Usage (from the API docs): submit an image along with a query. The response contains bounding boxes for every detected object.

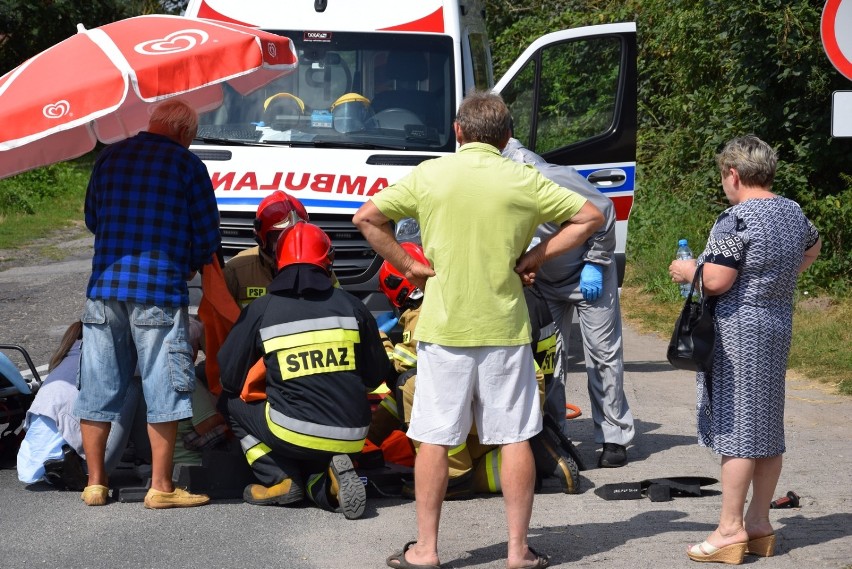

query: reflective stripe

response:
[537,334,556,352]
[379,394,399,419]
[447,441,467,457]
[263,328,361,353]
[484,448,502,492]
[260,316,358,342]
[266,403,367,454]
[393,344,418,367]
[240,434,272,467]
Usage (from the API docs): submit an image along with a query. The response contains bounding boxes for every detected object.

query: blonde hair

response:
[715,135,777,187]
[149,99,198,138]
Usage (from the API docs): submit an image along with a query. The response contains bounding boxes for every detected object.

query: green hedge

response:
[487,0,851,296]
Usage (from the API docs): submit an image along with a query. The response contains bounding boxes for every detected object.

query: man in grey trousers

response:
[503,137,634,467]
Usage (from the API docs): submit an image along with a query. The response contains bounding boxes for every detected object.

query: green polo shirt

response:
[371,142,587,347]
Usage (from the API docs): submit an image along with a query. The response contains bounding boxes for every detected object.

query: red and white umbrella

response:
[0,14,298,180]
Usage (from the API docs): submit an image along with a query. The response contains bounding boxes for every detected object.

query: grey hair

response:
[148,98,198,136]
[455,90,512,148]
[715,135,778,187]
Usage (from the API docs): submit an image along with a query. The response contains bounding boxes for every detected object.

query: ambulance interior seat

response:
[371,51,438,128]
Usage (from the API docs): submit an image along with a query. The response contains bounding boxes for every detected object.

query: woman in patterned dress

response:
[669,136,821,565]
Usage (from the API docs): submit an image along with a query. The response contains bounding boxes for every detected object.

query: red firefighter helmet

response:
[275,221,334,273]
[254,191,310,249]
[378,242,430,308]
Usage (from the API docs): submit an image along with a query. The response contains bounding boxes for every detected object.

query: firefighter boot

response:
[530,430,581,494]
[328,454,367,519]
[243,476,305,506]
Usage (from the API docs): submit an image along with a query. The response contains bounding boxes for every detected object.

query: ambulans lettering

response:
[211,171,388,196]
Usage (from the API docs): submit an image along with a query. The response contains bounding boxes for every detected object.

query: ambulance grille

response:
[219,211,381,285]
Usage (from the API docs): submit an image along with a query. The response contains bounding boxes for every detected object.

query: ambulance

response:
[184,0,637,310]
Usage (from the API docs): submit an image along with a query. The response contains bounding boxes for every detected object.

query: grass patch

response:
[621,265,851,396]
[789,297,852,395]
[0,158,91,249]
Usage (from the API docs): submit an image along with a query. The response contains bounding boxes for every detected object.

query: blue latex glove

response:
[580,263,604,302]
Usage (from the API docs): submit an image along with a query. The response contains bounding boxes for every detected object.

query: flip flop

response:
[516,545,550,569]
[386,541,440,569]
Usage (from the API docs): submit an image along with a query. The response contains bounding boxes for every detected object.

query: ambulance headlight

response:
[395,218,421,244]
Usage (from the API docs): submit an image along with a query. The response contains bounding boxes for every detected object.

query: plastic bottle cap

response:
[678,239,688,246]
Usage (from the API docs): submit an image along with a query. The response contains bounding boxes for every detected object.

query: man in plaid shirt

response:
[75,99,220,509]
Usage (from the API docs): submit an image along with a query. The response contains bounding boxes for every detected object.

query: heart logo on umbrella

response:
[134,29,209,55]
[43,101,71,119]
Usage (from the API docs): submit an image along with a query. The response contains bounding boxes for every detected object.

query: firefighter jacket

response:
[392,305,420,373]
[524,284,556,384]
[218,266,390,454]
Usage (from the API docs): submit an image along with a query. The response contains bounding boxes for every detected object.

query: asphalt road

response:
[0,235,850,568]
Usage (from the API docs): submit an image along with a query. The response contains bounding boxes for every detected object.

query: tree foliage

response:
[0,0,183,74]
[486,0,851,294]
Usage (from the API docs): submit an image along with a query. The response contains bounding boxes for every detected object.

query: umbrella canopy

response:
[0,14,298,180]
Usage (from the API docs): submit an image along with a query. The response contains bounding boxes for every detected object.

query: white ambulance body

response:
[184,0,637,310]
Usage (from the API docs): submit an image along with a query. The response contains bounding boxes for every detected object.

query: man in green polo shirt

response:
[354,91,603,569]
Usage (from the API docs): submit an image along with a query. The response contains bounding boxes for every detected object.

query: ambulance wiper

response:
[194,136,265,147]
[268,140,409,151]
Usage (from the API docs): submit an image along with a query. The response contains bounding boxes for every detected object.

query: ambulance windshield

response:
[197,31,456,152]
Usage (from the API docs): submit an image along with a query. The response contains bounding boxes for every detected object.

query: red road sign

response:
[821,0,852,80]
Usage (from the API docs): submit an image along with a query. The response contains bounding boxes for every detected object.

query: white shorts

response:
[407,342,542,446]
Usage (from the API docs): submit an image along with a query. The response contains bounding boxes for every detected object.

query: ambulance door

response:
[493,22,637,285]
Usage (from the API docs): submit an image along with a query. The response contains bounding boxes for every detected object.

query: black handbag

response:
[667,264,715,372]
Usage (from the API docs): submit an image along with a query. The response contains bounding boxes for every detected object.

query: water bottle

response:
[676,239,693,297]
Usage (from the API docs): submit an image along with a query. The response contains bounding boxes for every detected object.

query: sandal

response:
[746,533,776,557]
[386,541,440,569]
[687,540,746,564]
[80,484,109,506]
[517,545,550,569]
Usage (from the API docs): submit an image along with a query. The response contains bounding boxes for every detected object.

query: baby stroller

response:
[0,344,42,462]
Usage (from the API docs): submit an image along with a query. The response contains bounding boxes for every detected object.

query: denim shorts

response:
[74,299,194,423]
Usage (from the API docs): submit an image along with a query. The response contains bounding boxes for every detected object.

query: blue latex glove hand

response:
[580,263,604,302]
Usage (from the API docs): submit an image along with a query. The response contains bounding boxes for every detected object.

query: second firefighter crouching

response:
[367,242,582,498]
[217,222,391,519]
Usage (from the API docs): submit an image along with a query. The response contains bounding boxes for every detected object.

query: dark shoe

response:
[329,454,366,519]
[530,430,581,494]
[598,443,627,468]
[43,445,87,491]
[243,477,304,506]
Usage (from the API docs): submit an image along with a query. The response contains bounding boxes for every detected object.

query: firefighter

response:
[369,242,580,496]
[224,190,310,307]
[217,222,390,519]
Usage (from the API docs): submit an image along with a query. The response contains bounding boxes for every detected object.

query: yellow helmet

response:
[263,92,305,112]
[330,93,371,133]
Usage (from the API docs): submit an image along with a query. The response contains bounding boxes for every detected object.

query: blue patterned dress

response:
[696,197,819,458]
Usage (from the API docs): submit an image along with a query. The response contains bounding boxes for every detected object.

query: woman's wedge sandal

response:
[746,534,776,557]
[687,541,747,564]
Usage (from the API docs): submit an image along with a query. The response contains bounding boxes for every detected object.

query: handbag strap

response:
[686,264,704,299]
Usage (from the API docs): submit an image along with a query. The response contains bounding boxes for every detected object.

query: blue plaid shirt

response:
[85,131,221,306]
